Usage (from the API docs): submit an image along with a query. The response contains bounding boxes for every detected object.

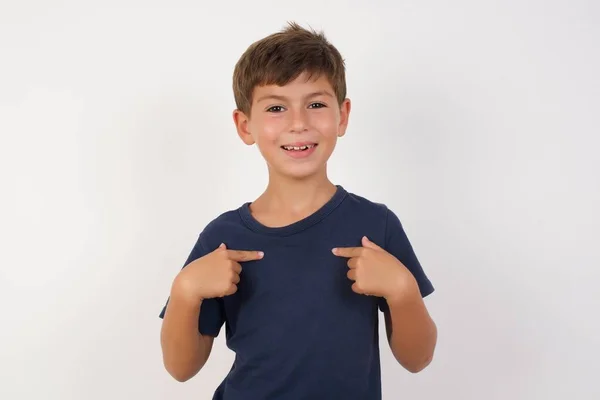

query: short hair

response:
[232,22,347,116]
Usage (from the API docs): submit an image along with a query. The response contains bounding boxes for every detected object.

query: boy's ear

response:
[233,109,255,145]
[337,98,351,138]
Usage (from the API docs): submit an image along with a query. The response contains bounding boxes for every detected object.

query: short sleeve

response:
[158,235,225,337]
[379,207,434,311]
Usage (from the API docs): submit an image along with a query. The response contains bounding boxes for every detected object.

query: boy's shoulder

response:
[341,189,406,237]
[338,187,402,227]
[344,189,391,214]
[194,207,242,247]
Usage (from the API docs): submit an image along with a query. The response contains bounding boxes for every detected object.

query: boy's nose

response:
[289,109,308,133]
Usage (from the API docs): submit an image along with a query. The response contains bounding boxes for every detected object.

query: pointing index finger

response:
[332,247,363,258]
[226,249,264,262]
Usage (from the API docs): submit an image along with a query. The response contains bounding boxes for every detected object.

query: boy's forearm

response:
[385,291,437,373]
[160,284,212,382]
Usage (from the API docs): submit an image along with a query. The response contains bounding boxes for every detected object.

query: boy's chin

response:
[272,165,327,181]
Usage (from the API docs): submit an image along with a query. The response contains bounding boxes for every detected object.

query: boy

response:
[159,22,437,399]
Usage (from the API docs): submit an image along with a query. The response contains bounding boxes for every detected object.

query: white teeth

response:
[283,144,315,151]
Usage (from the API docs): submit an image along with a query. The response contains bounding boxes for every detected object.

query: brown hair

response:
[232,22,347,116]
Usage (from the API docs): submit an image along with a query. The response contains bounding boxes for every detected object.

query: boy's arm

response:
[379,208,436,373]
[383,286,437,373]
[160,279,215,382]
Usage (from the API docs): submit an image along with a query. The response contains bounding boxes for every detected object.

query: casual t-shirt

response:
[159,185,434,400]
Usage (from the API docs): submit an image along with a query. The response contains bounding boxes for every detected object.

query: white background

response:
[1,1,599,399]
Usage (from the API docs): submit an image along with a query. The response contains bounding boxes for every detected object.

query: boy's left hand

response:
[332,236,419,304]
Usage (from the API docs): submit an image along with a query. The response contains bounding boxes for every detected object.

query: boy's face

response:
[233,72,350,180]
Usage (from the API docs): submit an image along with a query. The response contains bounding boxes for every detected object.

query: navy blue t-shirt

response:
[159,185,434,399]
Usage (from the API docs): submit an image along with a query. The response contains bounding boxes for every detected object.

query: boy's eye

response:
[266,103,326,112]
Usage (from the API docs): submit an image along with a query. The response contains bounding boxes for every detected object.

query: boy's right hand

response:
[173,243,264,303]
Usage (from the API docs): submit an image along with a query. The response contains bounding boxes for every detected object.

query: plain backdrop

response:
[1,1,599,399]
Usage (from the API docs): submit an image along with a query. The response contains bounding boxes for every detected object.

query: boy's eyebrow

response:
[256,90,334,103]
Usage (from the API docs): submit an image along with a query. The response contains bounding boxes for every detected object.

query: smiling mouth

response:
[280,144,318,152]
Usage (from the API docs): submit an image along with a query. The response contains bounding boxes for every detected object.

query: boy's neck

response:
[250,169,337,223]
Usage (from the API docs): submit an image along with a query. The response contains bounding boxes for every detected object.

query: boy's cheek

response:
[255,124,285,142]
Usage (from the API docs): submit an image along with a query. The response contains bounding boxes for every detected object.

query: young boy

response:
[159,22,437,399]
